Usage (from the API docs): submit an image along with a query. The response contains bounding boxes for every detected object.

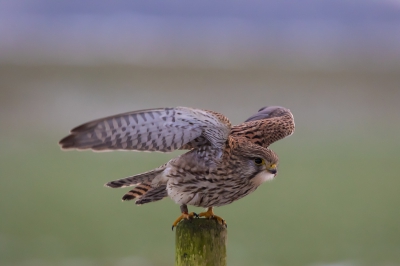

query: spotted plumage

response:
[59,106,294,228]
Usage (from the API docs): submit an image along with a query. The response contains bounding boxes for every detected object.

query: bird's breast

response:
[166,170,259,208]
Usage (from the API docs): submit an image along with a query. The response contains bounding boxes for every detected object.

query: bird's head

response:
[233,140,279,186]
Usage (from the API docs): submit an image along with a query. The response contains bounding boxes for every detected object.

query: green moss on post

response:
[175,218,227,266]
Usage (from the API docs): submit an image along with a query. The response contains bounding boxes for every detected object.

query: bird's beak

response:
[267,164,277,175]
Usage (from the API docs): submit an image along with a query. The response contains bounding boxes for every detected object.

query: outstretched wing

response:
[230,106,295,148]
[59,107,231,152]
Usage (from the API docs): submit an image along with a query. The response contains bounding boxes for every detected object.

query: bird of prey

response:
[59,106,294,229]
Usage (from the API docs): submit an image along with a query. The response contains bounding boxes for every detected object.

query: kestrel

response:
[59,106,294,229]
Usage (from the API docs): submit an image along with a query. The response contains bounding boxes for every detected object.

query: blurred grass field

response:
[0,65,399,266]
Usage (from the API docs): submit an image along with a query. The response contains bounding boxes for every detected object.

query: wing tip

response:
[59,135,112,151]
[104,182,113,188]
[105,181,121,188]
[70,121,98,133]
[245,106,292,122]
[59,135,77,150]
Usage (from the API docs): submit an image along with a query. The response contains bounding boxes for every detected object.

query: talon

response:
[198,207,227,227]
[171,211,197,230]
[214,216,225,225]
[221,219,227,228]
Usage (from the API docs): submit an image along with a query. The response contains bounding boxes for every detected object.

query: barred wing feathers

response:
[231,106,295,148]
[59,107,231,152]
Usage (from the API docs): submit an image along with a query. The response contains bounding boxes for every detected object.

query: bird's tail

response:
[105,165,168,205]
[122,182,168,205]
[105,165,166,188]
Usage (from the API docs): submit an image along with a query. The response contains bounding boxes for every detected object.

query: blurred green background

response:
[1,1,400,266]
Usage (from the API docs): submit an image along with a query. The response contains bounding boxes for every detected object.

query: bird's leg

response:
[199,207,227,227]
[171,204,198,231]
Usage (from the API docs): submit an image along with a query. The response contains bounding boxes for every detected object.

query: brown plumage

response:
[59,106,294,228]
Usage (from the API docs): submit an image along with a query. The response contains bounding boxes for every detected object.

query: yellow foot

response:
[171,212,198,231]
[198,207,227,228]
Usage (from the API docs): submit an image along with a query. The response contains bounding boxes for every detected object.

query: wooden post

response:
[175,218,227,266]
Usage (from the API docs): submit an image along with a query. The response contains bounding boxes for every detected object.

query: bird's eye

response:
[254,158,264,165]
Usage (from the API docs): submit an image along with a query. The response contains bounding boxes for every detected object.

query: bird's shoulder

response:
[202,109,232,128]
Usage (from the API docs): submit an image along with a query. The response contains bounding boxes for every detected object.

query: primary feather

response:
[59,107,231,153]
